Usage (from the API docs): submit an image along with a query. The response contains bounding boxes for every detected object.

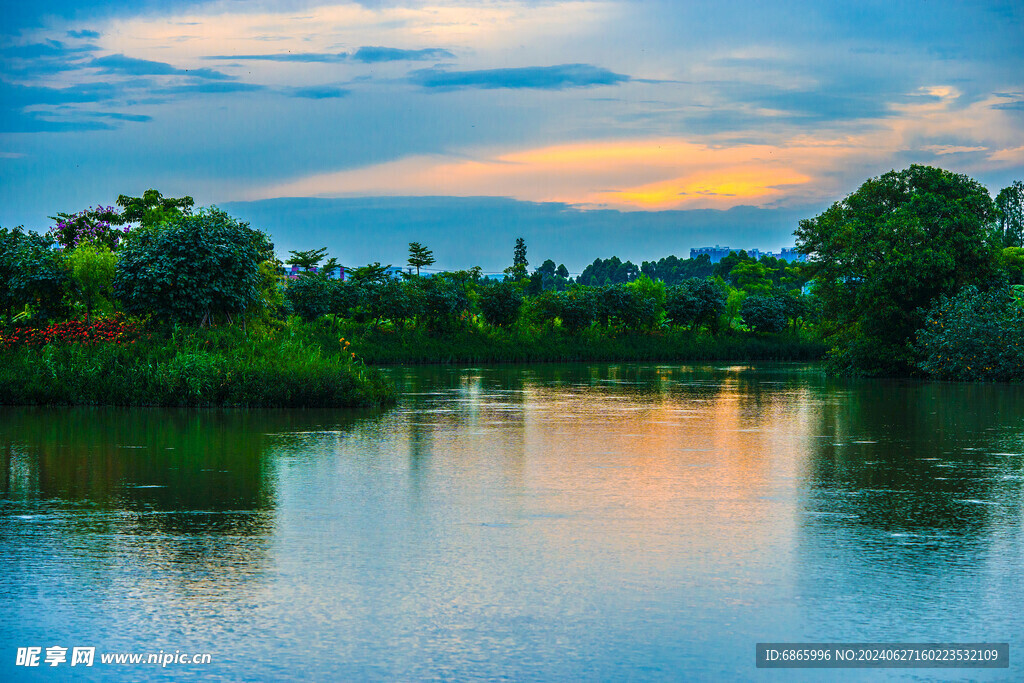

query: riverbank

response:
[0,322,396,408]
[315,320,826,365]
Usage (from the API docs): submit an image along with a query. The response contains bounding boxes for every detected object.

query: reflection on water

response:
[1,365,1022,680]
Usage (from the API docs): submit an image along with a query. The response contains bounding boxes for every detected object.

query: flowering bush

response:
[0,316,147,350]
[49,206,130,250]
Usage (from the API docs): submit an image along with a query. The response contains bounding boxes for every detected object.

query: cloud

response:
[152,82,265,95]
[288,86,350,99]
[351,46,455,63]
[90,53,233,80]
[68,29,101,39]
[410,63,630,90]
[242,88,1024,211]
[204,52,348,63]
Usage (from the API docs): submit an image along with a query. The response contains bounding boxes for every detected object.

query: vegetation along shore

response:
[1,165,1022,406]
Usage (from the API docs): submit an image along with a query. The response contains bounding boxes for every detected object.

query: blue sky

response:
[2,0,1022,271]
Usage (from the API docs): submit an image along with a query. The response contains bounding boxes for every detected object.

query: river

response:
[1,363,1022,680]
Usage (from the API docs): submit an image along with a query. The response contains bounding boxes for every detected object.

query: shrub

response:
[69,240,117,322]
[478,281,524,327]
[741,294,788,333]
[415,275,470,332]
[916,285,1024,381]
[113,208,273,325]
[665,277,727,332]
[0,226,69,322]
[557,288,597,332]
[286,273,335,321]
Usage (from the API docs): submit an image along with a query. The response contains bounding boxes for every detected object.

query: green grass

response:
[312,319,826,365]
[0,324,396,408]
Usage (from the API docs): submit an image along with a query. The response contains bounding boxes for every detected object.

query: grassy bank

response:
[305,319,826,365]
[0,322,396,408]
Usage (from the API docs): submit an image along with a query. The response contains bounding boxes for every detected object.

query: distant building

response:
[689,245,806,263]
[779,247,806,262]
[689,245,733,263]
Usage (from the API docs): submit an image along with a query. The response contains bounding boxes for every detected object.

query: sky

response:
[1,0,1022,272]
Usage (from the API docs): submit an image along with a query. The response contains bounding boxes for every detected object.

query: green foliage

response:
[916,285,1024,380]
[347,262,392,284]
[287,247,328,270]
[416,274,470,332]
[116,189,194,228]
[578,256,638,286]
[48,206,127,250]
[796,164,999,375]
[995,181,1024,248]
[69,240,117,322]
[0,321,395,407]
[112,208,273,326]
[0,226,69,322]
[1000,247,1024,285]
[641,254,713,284]
[740,294,788,333]
[556,288,598,331]
[505,237,529,281]
[407,241,436,275]
[731,261,774,294]
[597,283,659,330]
[285,272,335,321]
[478,281,524,327]
[664,277,727,332]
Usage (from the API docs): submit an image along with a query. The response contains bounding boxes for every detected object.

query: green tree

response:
[116,189,194,228]
[795,164,999,375]
[665,277,727,333]
[995,181,1024,248]
[287,247,328,271]
[478,281,524,327]
[740,294,788,333]
[112,208,273,326]
[69,240,117,322]
[0,227,70,322]
[407,242,436,275]
[556,263,569,279]
[505,237,529,281]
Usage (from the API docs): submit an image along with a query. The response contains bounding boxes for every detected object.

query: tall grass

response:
[303,318,826,365]
[0,324,396,407]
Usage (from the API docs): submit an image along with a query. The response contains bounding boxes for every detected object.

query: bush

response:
[916,285,1024,381]
[557,288,597,331]
[415,275,470,332]
[0,227,69,322]
[665,278,727,332]
[478,281,524,327]
[741,294,788,333]
[286,274,335,322]
[113,208,273,325]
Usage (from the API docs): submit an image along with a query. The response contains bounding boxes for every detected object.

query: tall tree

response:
[995,180,1024,248]
[795,164,998,375]
[505,237,529,281]
[287,247,328,271]
[407,241,436,275]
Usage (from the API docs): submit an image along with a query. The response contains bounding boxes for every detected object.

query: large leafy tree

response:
[112,208,273,325]
[795,165,998,375]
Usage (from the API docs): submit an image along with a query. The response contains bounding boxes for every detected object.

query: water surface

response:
[2,364,1022,680]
